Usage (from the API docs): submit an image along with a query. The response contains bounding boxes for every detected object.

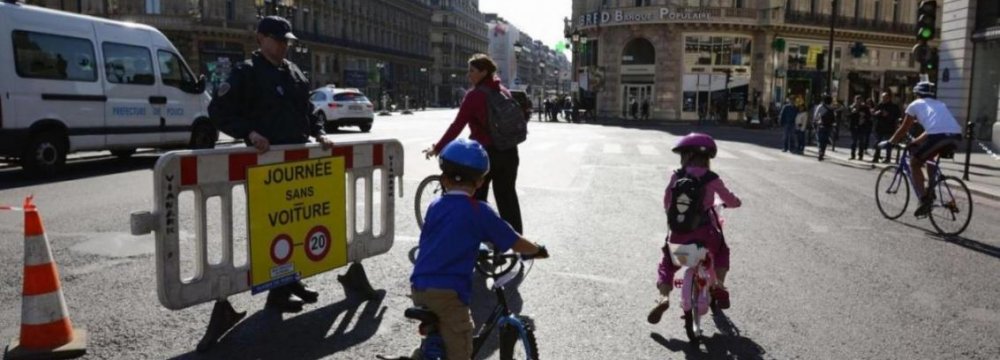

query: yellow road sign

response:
[246,156,347,294]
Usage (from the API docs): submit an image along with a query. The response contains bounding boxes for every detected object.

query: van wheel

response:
[359,123,372,132]
[111,149,136,159]
[22,132,67,176]
[190,122,217,149]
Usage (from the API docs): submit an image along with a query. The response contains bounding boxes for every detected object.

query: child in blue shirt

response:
[410,138,547,360]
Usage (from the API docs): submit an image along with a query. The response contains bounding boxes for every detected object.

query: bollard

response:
[963,120,974,181]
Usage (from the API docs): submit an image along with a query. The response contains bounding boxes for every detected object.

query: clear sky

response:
[479,0,572,49]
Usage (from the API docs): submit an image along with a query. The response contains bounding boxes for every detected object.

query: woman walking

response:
[424,54,524,233]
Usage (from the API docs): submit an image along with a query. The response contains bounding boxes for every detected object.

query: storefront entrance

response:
[621,84,653,118]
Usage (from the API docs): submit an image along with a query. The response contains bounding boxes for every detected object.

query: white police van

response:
[0,1,216,175]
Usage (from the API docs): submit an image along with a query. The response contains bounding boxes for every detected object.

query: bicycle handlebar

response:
[475,246,548,278]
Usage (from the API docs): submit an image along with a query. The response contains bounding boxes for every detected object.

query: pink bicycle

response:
[667,204,725,346]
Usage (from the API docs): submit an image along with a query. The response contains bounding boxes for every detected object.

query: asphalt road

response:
[1,109,999,359]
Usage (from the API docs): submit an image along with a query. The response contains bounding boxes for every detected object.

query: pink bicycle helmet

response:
[672,132,718,158]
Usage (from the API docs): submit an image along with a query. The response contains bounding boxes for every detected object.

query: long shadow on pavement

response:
[650,309,766,359]
[0,154,159,190]
[894,221,1000,260]
[168,290,387,360]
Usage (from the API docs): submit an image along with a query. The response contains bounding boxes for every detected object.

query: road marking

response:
[738,149,778,161]
[567,143,588,153]
[603,144,623,154]
[638,144,661,156]
[715,149,737,159]
[552,271,628,285]
[531,142,558,151]
[808,224,829,233]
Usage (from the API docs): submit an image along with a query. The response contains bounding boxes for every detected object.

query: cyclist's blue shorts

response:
[913,133,961,162]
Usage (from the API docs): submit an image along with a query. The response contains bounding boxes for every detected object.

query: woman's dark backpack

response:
[477,86,527,150]
[667,169,719,233]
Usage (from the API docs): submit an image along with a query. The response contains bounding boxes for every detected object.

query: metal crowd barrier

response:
[130,139,403,310]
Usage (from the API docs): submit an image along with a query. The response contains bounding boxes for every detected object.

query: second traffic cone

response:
[5,197,87,360]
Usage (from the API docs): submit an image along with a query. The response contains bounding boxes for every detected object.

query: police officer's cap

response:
[257,16,297,41]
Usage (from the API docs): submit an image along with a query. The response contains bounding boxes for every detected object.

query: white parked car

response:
[309,86,374,132]
[0,2,215,175]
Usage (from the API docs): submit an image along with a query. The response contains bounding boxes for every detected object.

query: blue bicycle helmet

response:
[439,138,489,182]
[913,81,935,97]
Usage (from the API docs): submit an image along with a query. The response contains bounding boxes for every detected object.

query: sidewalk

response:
[804,143,1000,202]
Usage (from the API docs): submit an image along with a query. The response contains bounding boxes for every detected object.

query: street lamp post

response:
[450,73,457,108]
[538,61,546,121]
[376,62,391,116]
[419,67,427,110]
[827,0,837,96]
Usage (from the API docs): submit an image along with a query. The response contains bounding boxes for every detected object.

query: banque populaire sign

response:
[578,7,712,29]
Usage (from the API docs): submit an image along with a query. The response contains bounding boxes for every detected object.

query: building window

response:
[892,0,899,24]
[874,0,882,20]
[145,0,161,14]
[854,0,861,19]
[103,43,155,85]
[12,30,96,82]
[684,36,752,67]
[810,0,817,14]
[226,0,235,21]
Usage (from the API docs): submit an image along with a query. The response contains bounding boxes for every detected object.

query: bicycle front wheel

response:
[875,165,910,219]
[929,176,973,236]
[414,175,442,228]
[499,316,540,360]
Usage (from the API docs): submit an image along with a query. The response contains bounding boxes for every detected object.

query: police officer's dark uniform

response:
[208,16,324,314]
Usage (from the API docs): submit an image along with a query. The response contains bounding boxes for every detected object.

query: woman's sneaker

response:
[647,300,670,324]
[711,287,730,309]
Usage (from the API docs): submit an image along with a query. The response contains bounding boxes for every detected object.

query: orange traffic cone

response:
[5,197,87,360]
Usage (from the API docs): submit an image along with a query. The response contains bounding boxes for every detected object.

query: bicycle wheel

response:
[875,165,910,220]
[684,279,700,346]
[929,176,973,236]
[414,175,442,228]
[499,316,540,360]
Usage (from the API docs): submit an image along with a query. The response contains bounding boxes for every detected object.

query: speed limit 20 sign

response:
[246,157,348,294]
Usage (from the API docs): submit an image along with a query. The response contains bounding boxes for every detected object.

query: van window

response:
[102,43,155,85]
[12,30,97,81]
[157,50,194,89]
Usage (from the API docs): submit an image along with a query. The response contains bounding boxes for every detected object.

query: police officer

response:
[209,16,333,314]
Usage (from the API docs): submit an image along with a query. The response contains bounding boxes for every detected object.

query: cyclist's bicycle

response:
[667,204,725,346]
[380,246,549,360]
[414,174,442,228]
[874,141,973,236]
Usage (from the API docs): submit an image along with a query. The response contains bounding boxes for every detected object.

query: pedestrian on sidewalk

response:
[857,98,875,160]
[831,100,845,152]
[794,104,808,154]
[778,99,798,152]
[641,98,651,120]
[848,95,867,160]
[208,16,334,314]
[813,95,836,161]
[872,92,901,163]
[630,98,639,120]
[648,133,742,324]
[425,53,524,234]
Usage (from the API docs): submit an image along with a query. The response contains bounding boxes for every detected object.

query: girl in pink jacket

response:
[648,133,742,325]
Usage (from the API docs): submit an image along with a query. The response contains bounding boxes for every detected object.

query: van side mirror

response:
[181,75,207,94]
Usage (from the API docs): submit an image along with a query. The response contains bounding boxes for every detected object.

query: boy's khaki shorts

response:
[411,288,474,360]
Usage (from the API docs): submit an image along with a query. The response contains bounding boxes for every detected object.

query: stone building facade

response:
[429,0,489,107]
[569,0,929,121]
[28,0,434,106]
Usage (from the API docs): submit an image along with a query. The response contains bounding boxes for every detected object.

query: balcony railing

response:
[784,11,913,35]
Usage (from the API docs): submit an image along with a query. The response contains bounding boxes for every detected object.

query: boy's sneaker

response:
[647,300,670,324]
[711,287,730,309]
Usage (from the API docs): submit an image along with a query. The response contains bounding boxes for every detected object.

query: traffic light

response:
[925,47,939,71]
[912,42,930,64]
[917,1,937,41]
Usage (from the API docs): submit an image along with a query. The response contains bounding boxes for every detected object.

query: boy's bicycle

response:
[381,246,548,360]
[667,204,724,346]
[874,142,973,236]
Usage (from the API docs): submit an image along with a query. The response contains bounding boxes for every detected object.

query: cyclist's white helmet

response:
[913,81,935,97]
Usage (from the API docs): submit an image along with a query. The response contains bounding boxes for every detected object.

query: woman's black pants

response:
[474,146,523,234]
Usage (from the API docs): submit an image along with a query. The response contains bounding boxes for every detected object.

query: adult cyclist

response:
[879,81,962,217]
